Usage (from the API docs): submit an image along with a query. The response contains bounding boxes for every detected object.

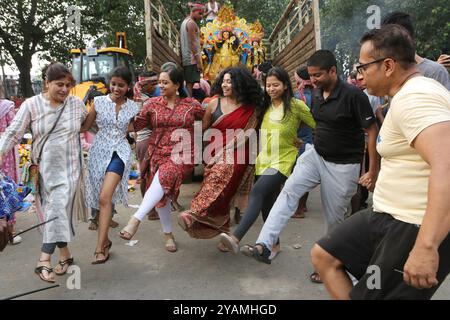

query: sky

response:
[2,53,48,79]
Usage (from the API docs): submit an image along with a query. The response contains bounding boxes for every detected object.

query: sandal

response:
[35,260,56,283]
[148,209,160,221]
[92,240,112,264]
[250,243,272,265]
[54,257,74,275]
[110,219,119,228]
[240,244,256,257]
[310,271,323,284]
[165,238,177,253]
[119,217,140,240]
[177,212,193,231]
[217,241,230,253]
[88,218,98,230]
[219,233,239,254]
[171,201,184,213]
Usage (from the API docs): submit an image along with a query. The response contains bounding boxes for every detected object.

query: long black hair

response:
[162,66,187,98]
[211,66,264,119]
[262,66,294,120]
[110,66,134,99]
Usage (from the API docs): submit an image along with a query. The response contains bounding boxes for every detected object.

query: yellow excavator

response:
[70,32,135,107]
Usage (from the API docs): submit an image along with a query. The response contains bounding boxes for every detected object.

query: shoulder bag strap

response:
[36,99,68,164]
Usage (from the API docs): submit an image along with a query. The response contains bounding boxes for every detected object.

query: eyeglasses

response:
[356,57,388,74]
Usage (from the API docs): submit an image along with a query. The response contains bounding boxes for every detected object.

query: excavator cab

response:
[70,32,135,105]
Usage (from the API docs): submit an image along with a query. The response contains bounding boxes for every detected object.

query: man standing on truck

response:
[180,3,205,97]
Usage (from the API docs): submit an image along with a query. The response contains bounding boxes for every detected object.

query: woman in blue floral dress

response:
[82,67,139,264]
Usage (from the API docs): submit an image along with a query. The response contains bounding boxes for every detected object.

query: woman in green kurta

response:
[220,67,315,256]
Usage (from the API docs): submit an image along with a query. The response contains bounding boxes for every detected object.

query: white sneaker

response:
[12,235,22,245]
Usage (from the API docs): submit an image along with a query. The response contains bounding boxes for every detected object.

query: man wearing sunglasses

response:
[312,24,450,299]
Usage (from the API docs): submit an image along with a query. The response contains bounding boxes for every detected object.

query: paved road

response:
[1,179,448,300]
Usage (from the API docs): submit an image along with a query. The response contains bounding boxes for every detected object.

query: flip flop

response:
[35,261,56,283]
[310,271,323,284]
[54,257,74,275]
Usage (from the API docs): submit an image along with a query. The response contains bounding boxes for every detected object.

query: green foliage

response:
[319,0,450,75]
[2,0,446,96]
[0,0,86,96]
[79,0,147,67]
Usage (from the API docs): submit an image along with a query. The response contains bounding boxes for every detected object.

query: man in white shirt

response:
[311,24,450,300]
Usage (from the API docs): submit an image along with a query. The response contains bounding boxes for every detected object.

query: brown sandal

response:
[92,241,112,264]
[35,260,56,283]
[54,257,74,275]
[165,238,177,253]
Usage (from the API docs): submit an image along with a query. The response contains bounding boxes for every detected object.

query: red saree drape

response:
[181,104,257,239]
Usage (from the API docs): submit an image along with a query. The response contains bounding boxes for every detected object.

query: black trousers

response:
[233,168,287,241]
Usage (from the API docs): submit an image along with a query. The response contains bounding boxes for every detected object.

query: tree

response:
[319,0,450,76]
[0,0,87,97]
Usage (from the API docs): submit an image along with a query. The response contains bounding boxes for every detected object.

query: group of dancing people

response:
[1,16,449,300]
[0,58,319,282]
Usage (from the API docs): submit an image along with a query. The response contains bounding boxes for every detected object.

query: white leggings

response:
[133,171,172,234]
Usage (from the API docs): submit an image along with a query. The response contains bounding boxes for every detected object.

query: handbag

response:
[23,100,67,195]
[0,172,30,220]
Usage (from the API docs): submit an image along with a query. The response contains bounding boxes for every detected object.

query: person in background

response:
[382,11,450,90]
[204,0,220,23]
[0,84,21,244]
[134,71,161,221]
[180,3,205,97]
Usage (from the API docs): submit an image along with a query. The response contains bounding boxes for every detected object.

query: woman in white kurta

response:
[0,63,86,283]
[82,66,139,264]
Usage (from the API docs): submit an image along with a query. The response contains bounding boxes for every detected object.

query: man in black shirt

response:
[246,51,380,279]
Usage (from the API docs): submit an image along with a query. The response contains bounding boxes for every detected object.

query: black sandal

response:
[54,257,74,275]
[251,243,272,265]
[310,271,323,284]
[91,240,112,265]
[35,260,56,283]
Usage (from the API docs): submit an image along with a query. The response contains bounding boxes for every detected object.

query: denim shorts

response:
[105,152,125,178]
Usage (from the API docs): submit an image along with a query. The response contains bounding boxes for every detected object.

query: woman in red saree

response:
[178,67,263,249]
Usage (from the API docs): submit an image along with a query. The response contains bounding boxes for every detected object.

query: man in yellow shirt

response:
[311,24,450,299]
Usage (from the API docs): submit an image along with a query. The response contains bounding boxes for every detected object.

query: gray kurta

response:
[85,95,139,209]
[0,94,87,243]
